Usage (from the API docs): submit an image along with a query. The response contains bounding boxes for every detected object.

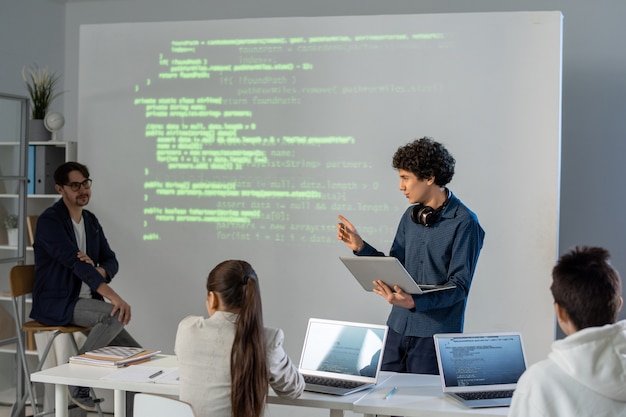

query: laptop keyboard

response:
[304,375,365,389]
[456,390,514,400]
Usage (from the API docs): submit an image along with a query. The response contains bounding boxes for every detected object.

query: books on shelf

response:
[28,145,66,195]
[69,347,161,368]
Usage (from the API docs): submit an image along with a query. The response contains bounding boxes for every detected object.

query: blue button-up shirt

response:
[357,192,485,337]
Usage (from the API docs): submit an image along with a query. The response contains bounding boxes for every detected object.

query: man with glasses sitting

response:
[31,161,141,412]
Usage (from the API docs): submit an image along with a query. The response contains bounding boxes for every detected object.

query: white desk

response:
[31,356,509,417]
[30,355,362,417]
[30,356,178,417]
[355,373,509,417]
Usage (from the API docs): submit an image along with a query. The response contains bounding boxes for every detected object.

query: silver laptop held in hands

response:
[298,318,388,396]
[340,256,456,294]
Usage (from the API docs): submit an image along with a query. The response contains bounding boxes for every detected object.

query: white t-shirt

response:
[72,216,91,299]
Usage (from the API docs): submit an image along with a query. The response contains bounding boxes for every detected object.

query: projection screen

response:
[78,11,562,365]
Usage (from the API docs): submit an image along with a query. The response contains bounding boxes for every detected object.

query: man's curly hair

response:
[392,137,455,186]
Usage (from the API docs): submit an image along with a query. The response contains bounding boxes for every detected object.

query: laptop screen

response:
[434,333,527,389]
[299,319,388,379]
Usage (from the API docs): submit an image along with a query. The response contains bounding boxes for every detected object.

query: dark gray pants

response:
[72,298,141,416]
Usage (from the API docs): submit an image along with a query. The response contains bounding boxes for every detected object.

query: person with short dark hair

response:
[337,137,485,374]
[509,246,626,416]
[175,260,304,417]
[32,161,140,411]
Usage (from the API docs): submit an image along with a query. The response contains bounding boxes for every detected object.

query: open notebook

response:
[299,318,388,395]
[433,332,527,408]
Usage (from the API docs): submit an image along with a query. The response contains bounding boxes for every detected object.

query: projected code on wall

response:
[132,32,449,244]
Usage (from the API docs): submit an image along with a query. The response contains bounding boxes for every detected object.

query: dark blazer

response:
[31,199,119,325]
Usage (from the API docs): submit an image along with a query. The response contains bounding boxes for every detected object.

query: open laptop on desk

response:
[433,332,527,408]
[299,318,388,395]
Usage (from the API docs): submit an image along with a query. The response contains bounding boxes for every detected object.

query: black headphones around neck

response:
[410,190,451,227]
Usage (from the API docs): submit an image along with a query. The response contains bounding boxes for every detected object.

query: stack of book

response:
[69,346,161,368]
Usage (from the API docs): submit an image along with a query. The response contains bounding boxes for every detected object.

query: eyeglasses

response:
[64,178,93,192]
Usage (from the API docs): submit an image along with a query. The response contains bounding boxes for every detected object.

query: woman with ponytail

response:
[175,260,305,417]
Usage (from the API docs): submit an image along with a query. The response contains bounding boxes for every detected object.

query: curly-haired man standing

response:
[337,137,485,374]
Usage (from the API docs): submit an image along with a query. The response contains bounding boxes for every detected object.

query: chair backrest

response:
[134,394,197,417]
[10,265,35,298]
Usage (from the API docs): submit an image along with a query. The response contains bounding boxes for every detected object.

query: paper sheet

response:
[101,365,179,384]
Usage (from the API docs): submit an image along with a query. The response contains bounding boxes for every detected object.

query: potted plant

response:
[21,64,63,141]
[3,214,19,246]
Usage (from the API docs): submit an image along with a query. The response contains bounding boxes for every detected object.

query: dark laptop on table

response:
[298,318,388,396]
[433,332,527,408]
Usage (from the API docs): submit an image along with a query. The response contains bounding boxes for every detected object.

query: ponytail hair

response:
[207,260,268,417]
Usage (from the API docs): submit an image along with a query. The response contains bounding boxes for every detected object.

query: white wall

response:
[0,1,65,108]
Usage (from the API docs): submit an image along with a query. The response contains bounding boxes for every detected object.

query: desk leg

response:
[114,390,126,417]
[330,410,343,417]
[55,385,68,417]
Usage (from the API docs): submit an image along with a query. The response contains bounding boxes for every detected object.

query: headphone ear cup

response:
[411,204,436,226]
[411,192,450,227]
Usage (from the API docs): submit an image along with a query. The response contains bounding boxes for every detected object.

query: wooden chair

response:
[9,264,103,417]
[134,394,197,417]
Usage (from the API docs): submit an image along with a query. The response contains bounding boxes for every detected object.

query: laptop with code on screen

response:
[433,332,527,408]
[298,318,388,396]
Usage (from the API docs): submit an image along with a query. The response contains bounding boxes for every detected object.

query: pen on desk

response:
[148,370,164,379]
[384,386,398,400]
